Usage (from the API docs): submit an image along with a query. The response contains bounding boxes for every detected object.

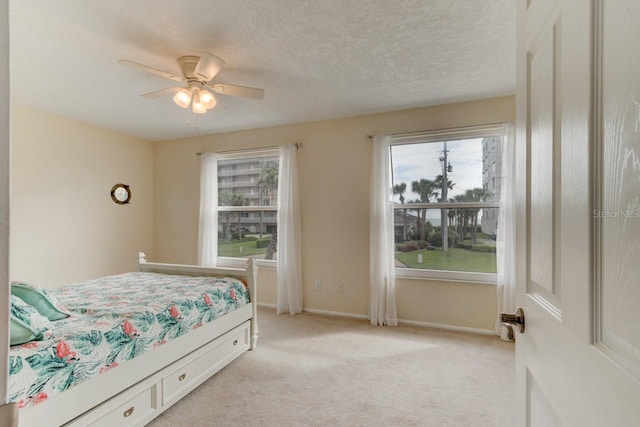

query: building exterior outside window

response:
[480,136,502,236]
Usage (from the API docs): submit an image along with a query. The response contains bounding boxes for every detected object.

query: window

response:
[390,125,504,283]
[216,150,279,265]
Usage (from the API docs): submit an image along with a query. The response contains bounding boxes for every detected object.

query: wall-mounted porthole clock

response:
[110,183,131,205]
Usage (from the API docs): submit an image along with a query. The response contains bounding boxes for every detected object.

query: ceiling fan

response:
[119,52,264,114]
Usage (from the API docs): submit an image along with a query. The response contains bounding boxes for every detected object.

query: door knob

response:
[500,307,525,340]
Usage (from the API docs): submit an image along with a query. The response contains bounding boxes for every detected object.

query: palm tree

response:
[411,179,439,241]
[257,161,279,257]
[434,174,455,198]
[258,163,278,204]
[453,194,469,240]
[257,162,279,238]
[219,191,250,240]
[393,182,407,241]
[461,188,493,244]
[264,229,277,260]
[447,203,456,227]
[435,174,455,250]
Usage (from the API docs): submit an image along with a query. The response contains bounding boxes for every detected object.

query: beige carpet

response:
[149,307,514,427]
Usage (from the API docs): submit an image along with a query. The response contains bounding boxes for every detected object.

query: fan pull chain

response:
[186,116,200,130]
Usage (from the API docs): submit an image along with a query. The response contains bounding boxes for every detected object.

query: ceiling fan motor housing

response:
[177,55,201,80]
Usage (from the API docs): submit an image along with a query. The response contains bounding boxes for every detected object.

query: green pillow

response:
[10,295,54,346]
[11,281,70,321]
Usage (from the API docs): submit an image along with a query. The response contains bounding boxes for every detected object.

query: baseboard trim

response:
[302,307,369,320]
[257,302,277,309]
[257,303,369,320]
[257,303,494,335]
[397,318,495,335]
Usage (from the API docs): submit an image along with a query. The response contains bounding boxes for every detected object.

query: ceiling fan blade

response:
[209,83,264,100]
[210,92,226,111]
[194,52,226,82]
[141,87,181,98]
[119,60,185,82]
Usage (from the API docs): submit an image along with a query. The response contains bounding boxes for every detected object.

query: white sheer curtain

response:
[495,124,516,339]
[369,134,398,326]
[276,144,303,315]
[198,153,218,267]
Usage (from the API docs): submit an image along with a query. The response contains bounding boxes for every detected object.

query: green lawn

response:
[218,240,267,257]
[476,232,493,239]
[220,239,495,273]
[395,247,496,273]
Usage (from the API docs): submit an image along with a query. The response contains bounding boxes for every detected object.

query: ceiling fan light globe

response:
[192,101,207,114]
[199,89,217,109]
[173,88,192,108]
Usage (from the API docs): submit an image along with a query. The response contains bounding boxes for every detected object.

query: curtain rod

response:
[196,142,302,156]
[365,122,506,141]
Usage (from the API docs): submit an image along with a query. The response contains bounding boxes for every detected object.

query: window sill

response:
[216,257,277,270]
[395,268,496,285]
[254,259,277,270]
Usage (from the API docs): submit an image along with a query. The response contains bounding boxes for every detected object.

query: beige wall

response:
[10,105,154,287]
[1,0,10,402]
[154,96,515,331]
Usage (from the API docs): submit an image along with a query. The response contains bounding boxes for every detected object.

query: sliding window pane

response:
[394,208,497,273]
[391,137,502,205]
[218,211,278,260]
[217,155,279,207]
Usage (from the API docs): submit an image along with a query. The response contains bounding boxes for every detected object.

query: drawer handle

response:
[178,373,187,382]
[123,406,135,418]
[233,339,238,346]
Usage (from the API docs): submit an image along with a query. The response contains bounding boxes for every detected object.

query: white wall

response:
[154,96,515,331]
[10,106,154,288]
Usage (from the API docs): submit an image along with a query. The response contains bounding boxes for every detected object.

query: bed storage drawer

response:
[65,383,158,427]
[162,320,250,405]
[89,385,157,427]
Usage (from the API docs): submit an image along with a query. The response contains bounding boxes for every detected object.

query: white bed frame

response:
[17,253,258,427]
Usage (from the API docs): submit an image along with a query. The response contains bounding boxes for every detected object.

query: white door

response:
[513,0,640,425]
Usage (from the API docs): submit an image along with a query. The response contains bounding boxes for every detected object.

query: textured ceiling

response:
[9,0,515,141]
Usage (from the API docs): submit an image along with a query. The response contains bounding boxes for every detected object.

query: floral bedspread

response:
[8,272,250,409]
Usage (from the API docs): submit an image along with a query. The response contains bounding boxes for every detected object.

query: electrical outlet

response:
[337,282,344,293]
[315,280,322,291]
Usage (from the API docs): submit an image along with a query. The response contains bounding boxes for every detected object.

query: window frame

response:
[215,148,280,269]
[390,123,506,284]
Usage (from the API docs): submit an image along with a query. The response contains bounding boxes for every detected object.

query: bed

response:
[10,253,258,427]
